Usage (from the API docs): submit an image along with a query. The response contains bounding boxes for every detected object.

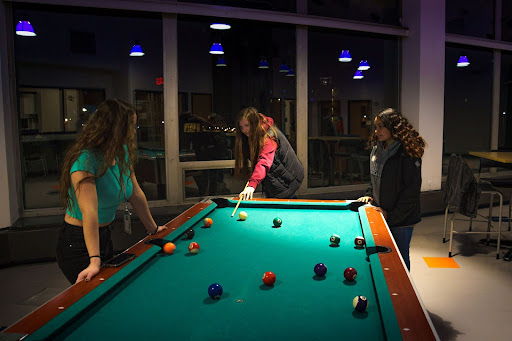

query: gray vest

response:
[261,128,304,198]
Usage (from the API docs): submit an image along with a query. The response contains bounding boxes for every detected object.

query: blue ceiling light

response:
[357,60,370,70]
[338,50,352,62]
[210,23,231,30]
[457,56,470,67]
[216,57,227,66]
[209,43,224,55]
[129,41,145,56]
[258,59,269,69]
[16,20,36,37]
[279,64,289,72]
[353,70,364,79]
[286,69,295,77]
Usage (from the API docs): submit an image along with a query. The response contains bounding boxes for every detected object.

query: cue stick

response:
[232,181,249,217]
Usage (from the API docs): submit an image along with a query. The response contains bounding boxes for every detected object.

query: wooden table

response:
[469,151,512,164]
[469,151,512,261]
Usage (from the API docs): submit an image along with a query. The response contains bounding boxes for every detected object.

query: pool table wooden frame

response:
[3,199,439,341]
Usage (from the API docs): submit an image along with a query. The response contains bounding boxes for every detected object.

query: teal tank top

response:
[66,148,133,223]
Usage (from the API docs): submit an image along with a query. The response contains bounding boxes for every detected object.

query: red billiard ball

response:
[262,271,276,286]
[354,236,366,247]
[163,242,176,255]
[344,267,357,281]
[203,217,213,228]
[188,242,200,254]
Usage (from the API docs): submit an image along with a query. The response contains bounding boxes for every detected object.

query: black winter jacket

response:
[365,145,422,227]
[262,129,304,198]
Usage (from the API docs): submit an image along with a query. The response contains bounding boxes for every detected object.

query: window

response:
[307,28,399,187]
[14,4,163,208]
[443,45,493,175]
[178,16,296,199]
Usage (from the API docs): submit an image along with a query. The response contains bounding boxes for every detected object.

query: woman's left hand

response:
[154,225,168,234]
[374,207,387,219]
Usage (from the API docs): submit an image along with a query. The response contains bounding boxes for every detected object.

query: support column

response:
[401,0,445,191]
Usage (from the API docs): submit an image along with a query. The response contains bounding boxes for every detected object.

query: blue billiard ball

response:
[208,283,223,299]
[314,263,327,277]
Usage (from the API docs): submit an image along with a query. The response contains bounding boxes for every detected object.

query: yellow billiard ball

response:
[239,211,248,221]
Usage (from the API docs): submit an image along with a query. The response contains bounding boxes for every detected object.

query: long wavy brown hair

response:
[59,98,138,210]
[368,108,426,158]
[234,107,278,178]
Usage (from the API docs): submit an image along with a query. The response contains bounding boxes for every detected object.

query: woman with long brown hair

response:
[234,107,304,200]
[57,98,166,284]
[358,108,426,270]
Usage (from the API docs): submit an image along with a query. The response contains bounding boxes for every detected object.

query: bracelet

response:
[89,255,101,259]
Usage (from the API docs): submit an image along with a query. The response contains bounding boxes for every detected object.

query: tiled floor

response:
[1,208,511,340]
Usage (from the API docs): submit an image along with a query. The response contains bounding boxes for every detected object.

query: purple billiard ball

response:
[314,263,327,277]
[208,283,223,299]
[353,295,369,312]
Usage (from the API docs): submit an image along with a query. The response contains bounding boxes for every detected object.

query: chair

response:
[308,139,332,186]
[23,153,48,177]
[442,154,504,259]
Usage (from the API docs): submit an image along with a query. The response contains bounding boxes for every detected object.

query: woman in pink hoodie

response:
[234,107,304,200]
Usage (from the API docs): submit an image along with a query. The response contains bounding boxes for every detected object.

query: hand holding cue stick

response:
[232,181,249,217]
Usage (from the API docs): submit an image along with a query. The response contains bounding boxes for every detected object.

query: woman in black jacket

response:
[358,108,426,270]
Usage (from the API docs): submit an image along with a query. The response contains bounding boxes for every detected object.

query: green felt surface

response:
[27,201,401,341]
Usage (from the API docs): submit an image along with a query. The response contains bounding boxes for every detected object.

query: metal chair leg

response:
[449,216,455,257]
[443,206,449,242]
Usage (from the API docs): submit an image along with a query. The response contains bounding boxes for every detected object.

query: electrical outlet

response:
[427,180,432,190]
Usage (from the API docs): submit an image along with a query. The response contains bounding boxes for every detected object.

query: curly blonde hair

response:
[369,108,426,158]
[234,107,278,178]
[59,98,138,210]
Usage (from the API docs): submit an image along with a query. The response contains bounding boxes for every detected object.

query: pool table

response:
[2,199,439,341]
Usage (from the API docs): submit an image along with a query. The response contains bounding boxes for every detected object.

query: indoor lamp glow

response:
[16,20,36,36]
[457,56,470,67]
[210,43,224,55]
[357,60,370,70]
[353,70,364,79]
[129,44,145,57]
[338,50,352,62]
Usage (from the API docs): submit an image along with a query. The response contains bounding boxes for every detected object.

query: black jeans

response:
[56,221,114,284]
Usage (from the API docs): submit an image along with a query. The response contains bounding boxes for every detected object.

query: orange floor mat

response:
[423,257,460,268]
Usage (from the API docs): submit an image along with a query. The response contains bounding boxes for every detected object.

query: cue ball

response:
[239,211,248,221]
[353,295,369,312]
[163,242,176,255]
[203,217,213,227]
[184,228,195,239]
[314,263,327,277]
[208,283,223,299]
[262,271,276,286]
[344,267,357,281]
[330,234,341,246]
[273,217,282,227]
[188,242,200,254]
[355,236,366,247]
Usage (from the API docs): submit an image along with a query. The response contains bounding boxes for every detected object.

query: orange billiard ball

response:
[163,242,176,255]
[203,217,213,228]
